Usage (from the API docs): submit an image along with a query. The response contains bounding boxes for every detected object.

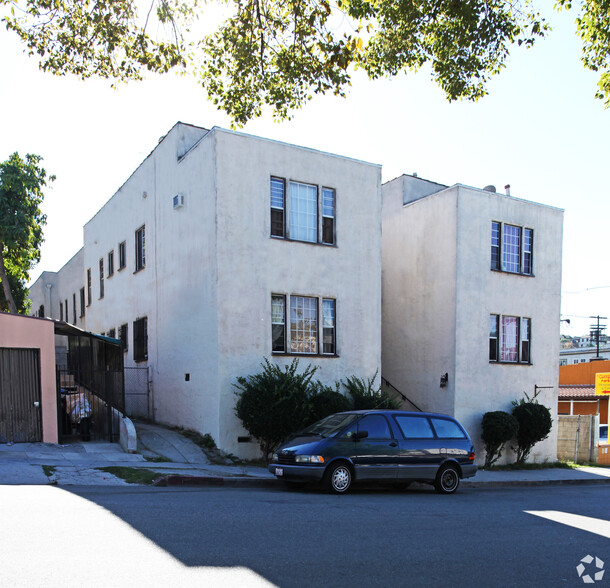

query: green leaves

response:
[2,0,608,122]
[0,152,53,313]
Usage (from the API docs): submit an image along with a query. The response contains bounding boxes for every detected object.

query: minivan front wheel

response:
[325,462,352,494]
[434,464,460,494]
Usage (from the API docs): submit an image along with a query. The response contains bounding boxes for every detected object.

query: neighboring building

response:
[30,122,382,458]
[559,346,609,366]
[381,176,564,464]
[28,248,85,329]
[558,359,609,443]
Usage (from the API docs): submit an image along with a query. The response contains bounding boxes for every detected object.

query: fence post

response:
[575,415,580,463]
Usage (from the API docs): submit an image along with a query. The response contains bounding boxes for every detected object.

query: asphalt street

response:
[1,483,608,587]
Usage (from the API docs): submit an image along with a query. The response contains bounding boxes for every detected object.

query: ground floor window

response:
[272,294,336,355]
[133,317,148,362]
[490,314,531,364]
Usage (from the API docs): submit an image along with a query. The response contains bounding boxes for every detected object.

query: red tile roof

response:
[558,385,597,399]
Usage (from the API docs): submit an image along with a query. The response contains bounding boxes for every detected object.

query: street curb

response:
[152,474,610,489]
[462,477,610,488]
[153,474,279,488]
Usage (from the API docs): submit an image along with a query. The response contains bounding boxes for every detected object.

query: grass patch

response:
[144,455,173,463]
[487,461,576,471]
[42,465,56,477]
[171,426,217,450]
[97,466,162,485]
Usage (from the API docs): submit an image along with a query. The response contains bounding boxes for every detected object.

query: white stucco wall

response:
[382,177,564,465]
[381,176,458,417]
[453,186,564,463]
[74,123,381,458]
[213,129,382,457]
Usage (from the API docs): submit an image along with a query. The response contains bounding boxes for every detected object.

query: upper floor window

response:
[321,188,335,245]
[135,226,145,272]
[491,222,533,275]
[99,258,104,298]
[108,250,114,277]
[490,314,531,364]
[87,268,92,306]
[80,287,85,317]
[270,176,336,245]
[72,293,76,324]
[118,241,126,270]
[272,294,336,356]
[59,301,64,322]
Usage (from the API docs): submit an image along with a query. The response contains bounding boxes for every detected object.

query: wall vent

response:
[173,194,184,209]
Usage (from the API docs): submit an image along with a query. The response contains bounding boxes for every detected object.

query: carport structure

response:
[0,312,125,444]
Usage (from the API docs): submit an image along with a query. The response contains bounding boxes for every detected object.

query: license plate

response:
[275,467,284,477]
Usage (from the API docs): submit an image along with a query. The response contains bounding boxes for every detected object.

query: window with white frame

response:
[118,241,126,270]
[489,314,531,363]
[272,294,336,355]
[99,258,104,298]
[135,225,145,271]
[322,188,335,245]
[491,222,534,275]
[270,176,336,245]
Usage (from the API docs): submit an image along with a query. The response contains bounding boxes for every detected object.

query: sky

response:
[1,2,609,337]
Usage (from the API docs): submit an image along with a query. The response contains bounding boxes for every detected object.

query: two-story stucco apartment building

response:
[381,175,564,462]
[29,124,564,463]
[29,123,382,458]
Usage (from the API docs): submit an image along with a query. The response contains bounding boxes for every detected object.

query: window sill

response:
[118,266,126,272]
[133,267,145,275]
[272,352,339,358]
[491,269,535,278]
[489,361,532,365]
[270,235,337,248]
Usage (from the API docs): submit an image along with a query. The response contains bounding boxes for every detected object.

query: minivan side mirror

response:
[354,430,368,440]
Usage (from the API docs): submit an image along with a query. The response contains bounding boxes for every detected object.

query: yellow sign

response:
[596,373,610,396]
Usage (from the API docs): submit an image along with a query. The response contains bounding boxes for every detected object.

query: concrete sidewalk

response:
[1,422,609,488]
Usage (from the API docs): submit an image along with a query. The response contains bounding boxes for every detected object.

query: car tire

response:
[324,462,352,494]
[434,464,460,494]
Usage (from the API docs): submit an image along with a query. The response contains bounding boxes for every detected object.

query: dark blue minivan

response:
[269,410,477,494]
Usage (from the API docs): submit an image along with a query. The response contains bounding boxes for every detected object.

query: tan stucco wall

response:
[0,313,58,443]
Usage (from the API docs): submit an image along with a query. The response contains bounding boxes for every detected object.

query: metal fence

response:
[124,367,151,421]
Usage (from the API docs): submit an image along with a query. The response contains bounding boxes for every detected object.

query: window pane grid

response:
[500,316,518,362]
[523,229,533,274]
[491,222,500,269]
[270,178,284,209]
[502,225,521,273]
[322,188,334,218]
[289,182,317,243]
[290,296,317,353]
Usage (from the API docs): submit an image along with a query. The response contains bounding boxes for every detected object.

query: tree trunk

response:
[0,239,18,314]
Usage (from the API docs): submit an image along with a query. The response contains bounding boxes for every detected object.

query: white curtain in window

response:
[501,316,518,362]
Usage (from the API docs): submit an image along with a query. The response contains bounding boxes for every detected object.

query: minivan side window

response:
[430,418,466,439]
[394,415,435,439]
[357,414,392,439]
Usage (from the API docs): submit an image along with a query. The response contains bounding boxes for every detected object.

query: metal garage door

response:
[0,348,42,443]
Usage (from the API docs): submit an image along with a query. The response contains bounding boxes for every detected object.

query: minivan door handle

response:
[389,442,398,447]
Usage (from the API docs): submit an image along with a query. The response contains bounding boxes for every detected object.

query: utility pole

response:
[589,315,607,360]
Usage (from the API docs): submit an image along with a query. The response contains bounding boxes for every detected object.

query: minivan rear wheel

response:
[324,462,352,494]
[434,464,460,494]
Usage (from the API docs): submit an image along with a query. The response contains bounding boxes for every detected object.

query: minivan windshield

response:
[302,413,358,438]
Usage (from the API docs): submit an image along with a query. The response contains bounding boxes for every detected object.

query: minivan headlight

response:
[272,453,278,463]
[295,455,325,464]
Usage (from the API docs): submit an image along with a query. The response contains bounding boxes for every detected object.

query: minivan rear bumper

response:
[268,464,325,481]
[461,464,478,479]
